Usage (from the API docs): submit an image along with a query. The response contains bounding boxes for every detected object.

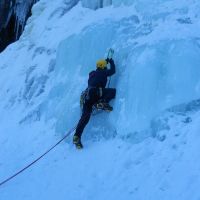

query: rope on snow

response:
[0,126,76,187]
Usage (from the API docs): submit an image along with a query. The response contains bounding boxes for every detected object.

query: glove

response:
[105,58,114,64]
[109,58,114,64]
[105,58,110,64]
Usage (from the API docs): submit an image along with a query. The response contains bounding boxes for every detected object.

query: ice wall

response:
[1,1,200,199]
[81,0,161,10]
[81,0,112,9]
[45,9,200,139]
[1,0,200,140]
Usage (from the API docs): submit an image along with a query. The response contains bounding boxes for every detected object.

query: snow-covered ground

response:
[1,0,200,199]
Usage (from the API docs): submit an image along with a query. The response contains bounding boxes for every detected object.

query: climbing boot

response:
[96,102,113,111]
[73,135,83,149]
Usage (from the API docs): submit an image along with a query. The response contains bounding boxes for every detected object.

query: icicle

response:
[81,0,112,10]
[0,0,39,52]
[13,0,39,39]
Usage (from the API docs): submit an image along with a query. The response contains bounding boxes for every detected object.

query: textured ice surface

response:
[1,0,200,199]
[82,0,112,9]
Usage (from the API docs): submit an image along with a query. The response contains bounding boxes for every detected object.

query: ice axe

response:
[106,48,114,88]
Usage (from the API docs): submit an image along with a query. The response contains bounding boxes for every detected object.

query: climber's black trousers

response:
[74,88,116,138]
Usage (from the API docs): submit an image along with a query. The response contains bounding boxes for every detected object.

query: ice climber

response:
[73,58,116,149]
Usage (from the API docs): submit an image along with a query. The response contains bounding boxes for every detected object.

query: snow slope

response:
[1,0,200,199]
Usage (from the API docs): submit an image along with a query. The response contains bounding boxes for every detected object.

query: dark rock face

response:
[0,0,38,53]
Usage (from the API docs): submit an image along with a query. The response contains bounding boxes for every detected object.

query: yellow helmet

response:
[96,59,107,69]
